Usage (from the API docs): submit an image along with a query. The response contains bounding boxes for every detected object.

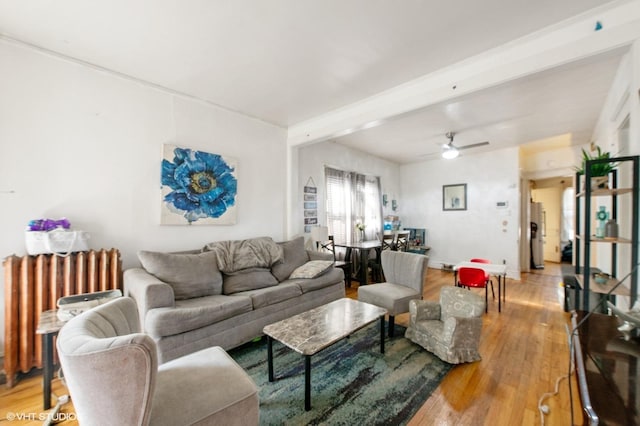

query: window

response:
[324,166,382,242]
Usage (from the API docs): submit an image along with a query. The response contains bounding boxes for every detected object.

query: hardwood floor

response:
[1,263,581,425]
[355,263,582,426]
[405,264,582,425]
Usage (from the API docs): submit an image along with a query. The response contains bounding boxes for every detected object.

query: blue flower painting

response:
[161,145,238,225]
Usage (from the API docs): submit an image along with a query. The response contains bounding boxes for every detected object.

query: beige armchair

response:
[56,297,259,426]
[405,286,485,364]
[357,251,429,337]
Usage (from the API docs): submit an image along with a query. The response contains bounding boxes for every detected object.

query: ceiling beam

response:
[288,1,640,147]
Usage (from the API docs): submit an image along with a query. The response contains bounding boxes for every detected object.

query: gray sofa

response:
[124,236,346,363]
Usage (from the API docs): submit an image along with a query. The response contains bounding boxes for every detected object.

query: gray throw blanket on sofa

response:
[203,237,284,273]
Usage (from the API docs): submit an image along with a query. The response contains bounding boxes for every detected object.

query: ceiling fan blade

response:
[457,141,489,150]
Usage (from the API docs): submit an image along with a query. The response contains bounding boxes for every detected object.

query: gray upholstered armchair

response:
[405,286,485,364]
[56,297,259,426]
[358,250,429,337]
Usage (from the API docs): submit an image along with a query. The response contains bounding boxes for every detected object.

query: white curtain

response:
[562,186,575,241]
[324,166,382,243]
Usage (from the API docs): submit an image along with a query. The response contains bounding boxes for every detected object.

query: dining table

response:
[333,240,382,286]
[453,261,508,312]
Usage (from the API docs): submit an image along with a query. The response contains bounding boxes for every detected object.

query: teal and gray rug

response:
[229,323,452,425]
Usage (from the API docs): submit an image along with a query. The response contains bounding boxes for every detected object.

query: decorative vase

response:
[358,230,364,242]
[605,219,619,238]
[595,206,608,238]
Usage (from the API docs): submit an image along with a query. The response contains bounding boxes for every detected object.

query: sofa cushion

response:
[271,236,309,282]
[138,250,222,300]
[145,295,253,337]
[289,260,334,279]
[241,282,303,309]
[286,267,344,294]
[223,269,279,295]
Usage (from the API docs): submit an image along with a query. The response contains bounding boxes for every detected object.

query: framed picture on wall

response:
[443,183,467,211]
[303,178,318,232]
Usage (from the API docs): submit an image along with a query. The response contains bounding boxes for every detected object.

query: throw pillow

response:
[271,236,309,282]
[138,250,222,300]
[289,260,334,279]
[222,268,279,294]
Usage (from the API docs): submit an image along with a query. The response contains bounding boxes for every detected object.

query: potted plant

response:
[575,145,616,190]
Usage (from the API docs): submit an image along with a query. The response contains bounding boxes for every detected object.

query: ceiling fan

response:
[441,132,489,159]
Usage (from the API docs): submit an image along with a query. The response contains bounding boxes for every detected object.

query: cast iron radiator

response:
[3,248,122,387]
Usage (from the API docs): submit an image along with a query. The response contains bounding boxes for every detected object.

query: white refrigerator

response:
[530,202,544,269]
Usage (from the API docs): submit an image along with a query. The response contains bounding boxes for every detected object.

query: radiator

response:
[3,249,122,387]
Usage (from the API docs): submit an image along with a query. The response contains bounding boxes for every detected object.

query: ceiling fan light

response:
[442,147,459,159]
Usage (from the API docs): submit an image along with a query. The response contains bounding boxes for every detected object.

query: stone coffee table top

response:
[263,298,387,355]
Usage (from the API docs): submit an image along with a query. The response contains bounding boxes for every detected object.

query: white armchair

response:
[357,250,429,337]
[56,297,259,426]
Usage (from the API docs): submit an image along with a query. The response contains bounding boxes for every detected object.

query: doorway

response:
[530,177,573,266]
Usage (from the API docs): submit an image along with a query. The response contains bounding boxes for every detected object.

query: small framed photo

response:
[443,184,467,211]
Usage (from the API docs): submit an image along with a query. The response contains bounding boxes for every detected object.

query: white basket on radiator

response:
[25,228,90,256]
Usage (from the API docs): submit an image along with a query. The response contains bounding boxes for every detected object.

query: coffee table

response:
[263,298,387,411]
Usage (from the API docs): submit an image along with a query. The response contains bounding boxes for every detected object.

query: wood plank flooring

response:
[1,263,581,425]
[356,263,582,426]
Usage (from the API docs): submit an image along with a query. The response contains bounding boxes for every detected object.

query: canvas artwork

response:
[161,144,238,225]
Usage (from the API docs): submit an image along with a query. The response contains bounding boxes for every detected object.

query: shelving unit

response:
[574,155,639,312]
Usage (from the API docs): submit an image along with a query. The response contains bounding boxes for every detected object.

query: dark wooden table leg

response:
[344,248,354,283]
[305,355,312,411]
[42,332,55,410]
[360,249,369,285]
[380,316,385,354]
[267,336,274,382]
[503,275,507,305]
[498,275,502,313]
[374,247,383,282]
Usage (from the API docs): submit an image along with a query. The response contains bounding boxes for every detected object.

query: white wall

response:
[0,40,287,354]
[400,147,521,278]
[521,145,584,180]
[296,141,400,242]
[592,53,632,155]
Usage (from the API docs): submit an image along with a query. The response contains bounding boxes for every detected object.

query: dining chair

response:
[367,233,392,283]
[367,243,385,283]
[456,266,495,313]
[470,258,494,290]
[382,233,395,251]
[319,236,353,287]
[395,231,410,252]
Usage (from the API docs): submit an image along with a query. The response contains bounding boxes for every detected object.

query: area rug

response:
[229,323,452,426]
